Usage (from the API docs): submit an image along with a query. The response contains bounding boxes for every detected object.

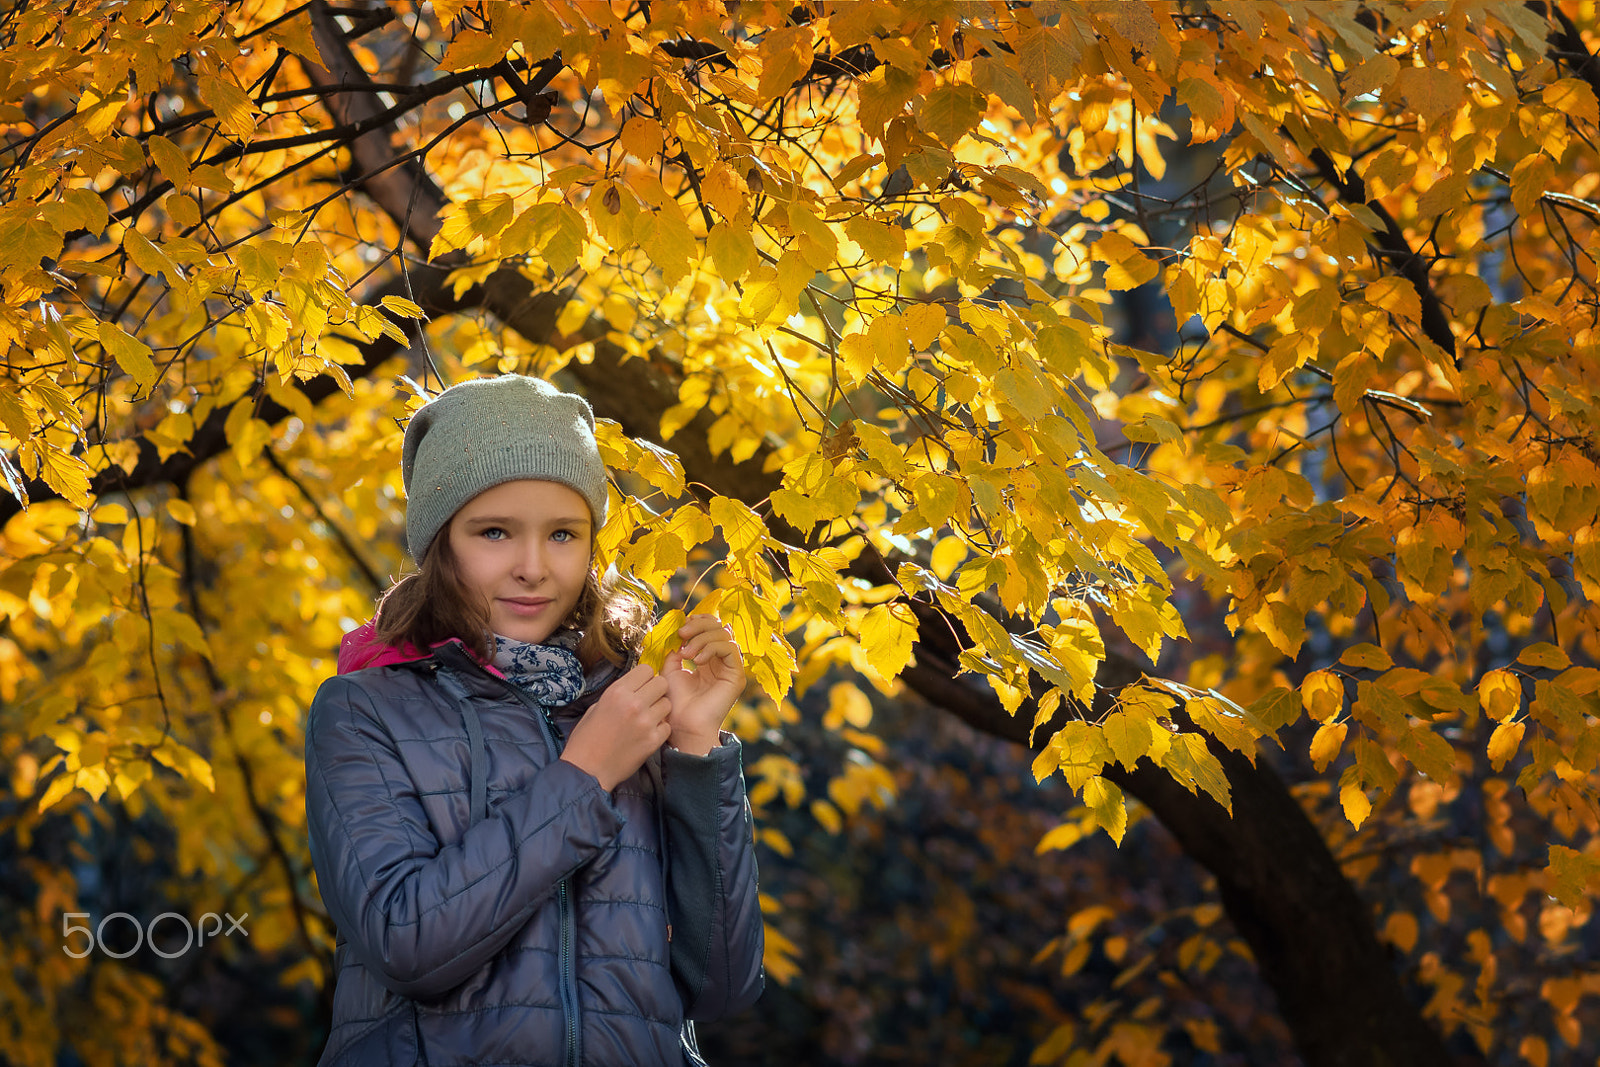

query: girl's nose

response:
[512,543,546,584]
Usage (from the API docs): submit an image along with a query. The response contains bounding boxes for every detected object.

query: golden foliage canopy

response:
[1,1,1599,1064]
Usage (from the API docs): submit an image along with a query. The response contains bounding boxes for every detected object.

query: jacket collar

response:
[337,619,507,679]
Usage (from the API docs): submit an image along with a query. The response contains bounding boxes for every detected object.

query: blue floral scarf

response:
[491,628,589,707]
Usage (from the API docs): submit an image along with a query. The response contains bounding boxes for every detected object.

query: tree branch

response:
[1531,0,1600,104]
[176,514,336,1018]
[0,272,420,528]
[262,447,387,593]
[297,0,565,252]
[298,0,449,250]
[1305,148,1458,361]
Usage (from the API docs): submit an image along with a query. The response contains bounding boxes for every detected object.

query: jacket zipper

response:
[559,879,578,1067]
[435,648,582,1067]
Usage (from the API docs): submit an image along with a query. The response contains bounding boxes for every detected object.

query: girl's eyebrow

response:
[463,514,590,527]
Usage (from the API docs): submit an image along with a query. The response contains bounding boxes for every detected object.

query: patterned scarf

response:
[491,628,588,707]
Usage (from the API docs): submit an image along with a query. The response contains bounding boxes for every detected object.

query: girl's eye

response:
[551,529,574,543]
[481,527,508,541]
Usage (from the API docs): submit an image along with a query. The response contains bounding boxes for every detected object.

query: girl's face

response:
[447,479,593,645]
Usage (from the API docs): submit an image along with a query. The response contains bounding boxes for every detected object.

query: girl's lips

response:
[499,597,552,616]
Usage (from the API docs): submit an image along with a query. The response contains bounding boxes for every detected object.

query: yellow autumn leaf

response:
[196,71,256,140]
[638,608,688,672]
[1083,776,1127,845]
[1511,154,1554,219]
[1544,78,1599,125]
[810,797,842,834]
[845,215,905,264]
[1391,65,1461,124]
[112,759,152,799]
[1487,721,1525,771]
[36,771,78,813]
[1546,846,1600,910]
[437,27,506,72]
[1478,668,1522,722]
[123,229,182,283]
[1159,733,1231,813]
[1383,911,1419,953]
[1340,781,1373,829]
[859,602,917,679]
[1301,669,1345,723]
[619,116,666,159]
[917,81,987,148]
[1364,276,1422,323]
[1092,231,1159,290]
[26,439,92,508]
[1309,721,1347,771]
[1340,644,1392,671]
[756,26,813,102]
[701,162,749,221]
[824,683,873,730]
[709,494,769,561]
[147,134,190,188]
[1102,708,1153,771]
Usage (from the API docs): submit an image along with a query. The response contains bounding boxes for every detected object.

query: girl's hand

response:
[561,664,673,791]
[664,615,744,756]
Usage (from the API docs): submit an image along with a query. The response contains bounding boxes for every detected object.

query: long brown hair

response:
[373,525,650,670]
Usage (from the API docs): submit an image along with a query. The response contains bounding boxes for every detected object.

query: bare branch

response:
[300,0,448,250]
[1305,148,1458,360]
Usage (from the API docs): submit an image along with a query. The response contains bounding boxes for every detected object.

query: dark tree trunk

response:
[892,616,1468,1067]
[1115,749,1460,1067]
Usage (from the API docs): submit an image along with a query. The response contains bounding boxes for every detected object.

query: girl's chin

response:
[492,618,558,644]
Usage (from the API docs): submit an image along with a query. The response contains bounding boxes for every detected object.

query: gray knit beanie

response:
[400,375,609,562]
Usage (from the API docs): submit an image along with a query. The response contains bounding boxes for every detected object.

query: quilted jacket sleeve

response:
[304,673,624,1000]
[660,733,765,1019]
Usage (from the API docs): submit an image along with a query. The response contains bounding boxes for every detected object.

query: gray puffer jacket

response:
[304,636,764,1066]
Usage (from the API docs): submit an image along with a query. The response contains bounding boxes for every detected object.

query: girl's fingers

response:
[680,630,739,657]
[670,618,743,682]
[678,620,737,647]
[678,616,736,642]
[675,615,715,635]
[692,639,741,664]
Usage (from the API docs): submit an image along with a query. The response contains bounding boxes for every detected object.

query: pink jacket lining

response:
[336,619,508,679]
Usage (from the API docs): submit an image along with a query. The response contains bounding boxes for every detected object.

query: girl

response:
[304,374,765,1066]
